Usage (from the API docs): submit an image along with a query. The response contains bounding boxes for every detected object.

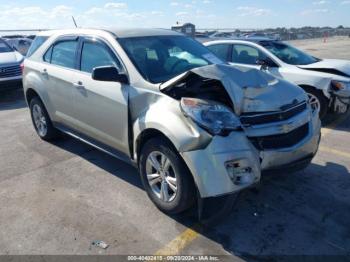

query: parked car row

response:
[4,37,33,56]
[22,28,323,214]
[0,38,24,90]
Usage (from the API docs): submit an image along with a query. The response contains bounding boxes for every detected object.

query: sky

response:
[0,0,350,30]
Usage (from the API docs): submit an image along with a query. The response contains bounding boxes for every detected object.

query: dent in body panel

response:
[129,85,212,160]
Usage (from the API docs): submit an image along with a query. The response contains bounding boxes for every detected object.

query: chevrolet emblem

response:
[280,123,294,133]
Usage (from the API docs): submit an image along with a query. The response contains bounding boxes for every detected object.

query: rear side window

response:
[26,36,48,57]
[80,41,120,73]
[206,44,230,61]
[51,40,78,69]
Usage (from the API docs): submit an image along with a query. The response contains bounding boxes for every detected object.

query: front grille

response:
[249,123,309,150]
[0,65,21,78]
[240,102,307,126]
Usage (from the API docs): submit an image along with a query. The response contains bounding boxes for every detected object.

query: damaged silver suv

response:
[23,29,321,214]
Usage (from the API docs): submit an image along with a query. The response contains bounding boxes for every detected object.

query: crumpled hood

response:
[299,59,350,77]
[160,64,307,115]
[0,51,23,64]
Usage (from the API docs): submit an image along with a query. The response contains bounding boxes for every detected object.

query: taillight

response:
[20,63,24,74]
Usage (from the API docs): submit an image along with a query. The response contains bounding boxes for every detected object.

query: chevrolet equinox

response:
[23,29,321,214]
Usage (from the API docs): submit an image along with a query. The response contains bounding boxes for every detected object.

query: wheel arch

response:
[299,84,330,100]
[25,88,41,105]
[135,128,178,165]
[25,87,56,122]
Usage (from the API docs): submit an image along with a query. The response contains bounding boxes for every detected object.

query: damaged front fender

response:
[130,87,212,161]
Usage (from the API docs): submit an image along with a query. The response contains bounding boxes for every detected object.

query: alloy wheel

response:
[307,93,321,113]
[32,104,48,137]
[145,151,178,203]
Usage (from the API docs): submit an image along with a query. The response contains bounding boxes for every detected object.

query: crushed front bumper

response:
[260,111,321,171]
[181,109,321,198]
[332,89,350,114]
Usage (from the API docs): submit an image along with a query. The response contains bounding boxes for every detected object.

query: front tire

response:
[139,137,196,214]
[29,97,59,141]
[302,86,328,119]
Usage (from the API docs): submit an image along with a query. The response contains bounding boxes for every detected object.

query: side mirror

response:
[92,66,129,84]
[256,58,277,70]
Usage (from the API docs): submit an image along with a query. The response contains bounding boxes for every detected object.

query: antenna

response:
[72,16,78,28]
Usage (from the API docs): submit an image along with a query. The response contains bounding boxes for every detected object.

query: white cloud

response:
[104,2,127,9]
[301,8,329,15]
[176,11,189,17]
[0,5,73,29]
[237,6,272,16]
[341,0,350,4]
[312,0,329,5]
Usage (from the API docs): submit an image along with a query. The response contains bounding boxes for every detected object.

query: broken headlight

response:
[180,97,241,135]
[331,80,350,91]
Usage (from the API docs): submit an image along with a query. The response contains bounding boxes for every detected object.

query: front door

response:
[71,37,130,156]
[229,44,280,76]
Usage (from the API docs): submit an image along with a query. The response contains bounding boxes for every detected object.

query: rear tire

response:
[29,97,59,141]
[302,86,328,120]
[139,137,196,214]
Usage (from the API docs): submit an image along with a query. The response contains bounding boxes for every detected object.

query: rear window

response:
[26,36,49,57]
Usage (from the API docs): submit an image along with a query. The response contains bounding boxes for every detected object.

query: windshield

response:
[0,39,13,53]
[119,35,222,83]
[260,41,319,65]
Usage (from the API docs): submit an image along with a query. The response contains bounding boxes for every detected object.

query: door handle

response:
[41,69,48,76]
[73,81,85,90]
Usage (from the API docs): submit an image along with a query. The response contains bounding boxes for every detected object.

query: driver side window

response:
[232,44,267,65]
[80,41,121,74]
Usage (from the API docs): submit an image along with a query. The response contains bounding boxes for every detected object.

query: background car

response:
[0,38,24,90]
[4,37,33,56]
[205,38,350,119]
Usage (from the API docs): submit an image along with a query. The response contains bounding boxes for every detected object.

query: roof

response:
[34,28,183,39]
[105,28,183,38]
[202,37,281,45]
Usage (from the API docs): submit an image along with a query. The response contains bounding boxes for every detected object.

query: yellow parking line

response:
[319,146,350,159]
[155,227,200,255]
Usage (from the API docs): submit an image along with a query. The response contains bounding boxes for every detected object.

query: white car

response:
[0,38,24,90]
[205,38,350,118]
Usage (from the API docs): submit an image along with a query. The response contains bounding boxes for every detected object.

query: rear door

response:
[206,43,231,62]
[71,36,130,156]
[41,36,79,128]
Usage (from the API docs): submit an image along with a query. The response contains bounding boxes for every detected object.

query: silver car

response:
[23,28,321,214]
[0,38,24,90]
